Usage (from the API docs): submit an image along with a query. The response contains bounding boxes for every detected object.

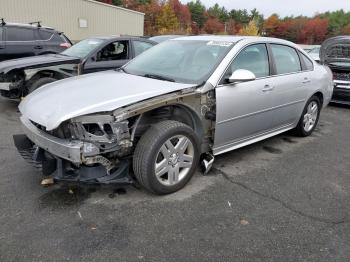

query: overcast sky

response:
[181,0,350,18]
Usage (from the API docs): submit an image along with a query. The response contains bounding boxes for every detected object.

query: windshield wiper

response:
[143,74,175,82]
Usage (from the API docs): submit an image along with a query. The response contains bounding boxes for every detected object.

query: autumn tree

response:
[239,20,259,36]
[156,4,180,34]
[169,0,192,33]
[203,17,224,34]
[263,14,280,36]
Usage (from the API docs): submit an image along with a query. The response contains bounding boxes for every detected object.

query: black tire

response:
[133,120,200,195]
[28,77,56,94]
[294,95,321,137]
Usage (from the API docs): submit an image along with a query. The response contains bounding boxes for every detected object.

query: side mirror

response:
[227,69,256,83]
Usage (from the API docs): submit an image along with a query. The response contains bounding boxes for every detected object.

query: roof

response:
[2,22,55,31]
[174,35,296,46]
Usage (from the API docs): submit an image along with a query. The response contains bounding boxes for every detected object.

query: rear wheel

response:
[295,95,321,137]
[28,77,56,94]
[133,120,200,195]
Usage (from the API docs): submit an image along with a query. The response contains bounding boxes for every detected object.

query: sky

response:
[181,0,350,18]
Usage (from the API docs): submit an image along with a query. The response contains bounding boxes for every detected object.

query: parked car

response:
[0,20,72,62]
[307,46,320,62]
[0,36,156,99]
[13,36,333,194]
[320,36,350,104]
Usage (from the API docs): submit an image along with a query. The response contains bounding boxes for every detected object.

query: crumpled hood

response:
[19,71,194,130]
[0,54,80,74]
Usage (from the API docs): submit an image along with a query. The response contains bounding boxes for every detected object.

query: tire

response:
[28,77,56,94]
[294,95,321,137]
[133,120,200,195]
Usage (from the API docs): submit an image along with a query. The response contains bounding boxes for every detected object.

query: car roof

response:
[90,35,156,42]
[173,35,297,46]
[3,22,55,31]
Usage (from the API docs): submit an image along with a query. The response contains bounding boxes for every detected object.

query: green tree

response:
[187,0,207,28]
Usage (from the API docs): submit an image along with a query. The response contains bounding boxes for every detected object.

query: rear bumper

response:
[331,80,350,104]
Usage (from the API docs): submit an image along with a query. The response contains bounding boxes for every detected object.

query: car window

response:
[96,40,129,62]
[7,27,35,41]
[37,30,53,41]
[61,38,104,58]
[271,44,301,74]
[133,41,154,56]
[300,52,314,71]
[227,44,269,79]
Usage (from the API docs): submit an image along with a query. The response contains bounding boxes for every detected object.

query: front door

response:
[83,40,130,74]
[214,44,275,155]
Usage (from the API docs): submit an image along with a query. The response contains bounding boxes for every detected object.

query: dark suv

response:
[0,20,72,62]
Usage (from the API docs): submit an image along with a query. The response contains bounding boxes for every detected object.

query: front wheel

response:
[133,120,200,195]
[28,77,56,94]
[295,95,321,137]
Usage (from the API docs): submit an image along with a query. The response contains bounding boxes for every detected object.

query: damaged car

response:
[320,36,350,104]
[14,36,333,194]
[0,36,156,99]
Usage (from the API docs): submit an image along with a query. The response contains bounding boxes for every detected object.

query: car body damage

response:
[13,36,332,194]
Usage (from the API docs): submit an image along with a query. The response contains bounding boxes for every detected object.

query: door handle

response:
[34,45,43,49]
[262,85,274,92]
[302,78,311,84]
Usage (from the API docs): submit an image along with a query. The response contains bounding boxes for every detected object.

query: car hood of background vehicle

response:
[19,71,195,131]
[0,54,80,74]
[320,36,350,65]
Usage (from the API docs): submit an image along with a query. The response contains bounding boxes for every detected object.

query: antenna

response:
[0,18,5,26]
[29,21,42,28]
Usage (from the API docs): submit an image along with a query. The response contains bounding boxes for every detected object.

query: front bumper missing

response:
[332,80,350,104]
[14,118,134,185]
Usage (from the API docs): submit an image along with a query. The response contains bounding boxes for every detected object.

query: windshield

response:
[61,38,104,58]
[123,40,233,84]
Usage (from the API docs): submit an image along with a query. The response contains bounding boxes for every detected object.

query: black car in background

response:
[0,36,156,99]
[321,36,350,104]
[0,20,72,61]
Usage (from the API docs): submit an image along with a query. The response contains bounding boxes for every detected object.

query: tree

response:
[263,14,280,36]
[203,17,224,34]
[187,0,207,28]
[239,19,259,36]
[156,4,180,34]
[169,0,192,33]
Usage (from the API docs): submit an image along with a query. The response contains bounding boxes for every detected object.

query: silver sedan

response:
[15,36,334,194]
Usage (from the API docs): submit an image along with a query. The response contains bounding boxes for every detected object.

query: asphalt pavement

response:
[0,97,349,262]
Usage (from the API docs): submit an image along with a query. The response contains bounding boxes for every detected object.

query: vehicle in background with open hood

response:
[0,36,156,99]
[320,36,350,104]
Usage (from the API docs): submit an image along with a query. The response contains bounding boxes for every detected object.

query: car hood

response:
[320,36,350,65]
[0,54,80,75]
[19,71,195,131]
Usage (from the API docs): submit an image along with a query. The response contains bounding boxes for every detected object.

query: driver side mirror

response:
[227,69,256,84]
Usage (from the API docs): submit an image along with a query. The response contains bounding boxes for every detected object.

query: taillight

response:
[60,43,71,48]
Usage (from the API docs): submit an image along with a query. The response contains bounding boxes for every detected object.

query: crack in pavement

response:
[212,167,349,225]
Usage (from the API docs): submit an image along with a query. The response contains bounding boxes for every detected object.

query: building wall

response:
[1,0,144,41]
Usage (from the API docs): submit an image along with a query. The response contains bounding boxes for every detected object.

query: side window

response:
[300,52,314,71]
[96,41,129,62]
[37,30,53,41]
[227,44,270,79]
[133,41,154,56]
[271,44,301,74]
[7,27,35,41]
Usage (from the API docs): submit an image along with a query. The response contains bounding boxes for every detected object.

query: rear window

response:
[37,30,53,41]
[51,33,66,43]
[300,52,314,71]
[7,27,35,41]
[271,44,301,74]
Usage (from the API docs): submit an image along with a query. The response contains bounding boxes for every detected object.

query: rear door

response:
[5,26,37,59]
[214,43,275,154]
[0,27,5,61]
[268,44,309,128]
[83,40,130,73]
